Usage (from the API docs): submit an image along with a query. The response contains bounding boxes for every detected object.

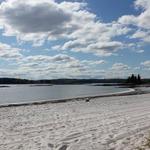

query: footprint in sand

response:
[48,143,54,148]
[58,144,68,150]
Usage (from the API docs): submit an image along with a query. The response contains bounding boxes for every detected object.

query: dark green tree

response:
[126,74,142,85]
[137,74,142,84]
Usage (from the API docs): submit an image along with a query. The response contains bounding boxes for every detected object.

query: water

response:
[140,87,150,93]
[0,84,130,105]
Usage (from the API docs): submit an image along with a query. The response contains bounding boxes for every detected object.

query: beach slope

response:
[0,94,150,150]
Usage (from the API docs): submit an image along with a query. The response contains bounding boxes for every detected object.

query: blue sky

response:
[0,0,150,79]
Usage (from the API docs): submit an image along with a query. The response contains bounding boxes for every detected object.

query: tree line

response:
[0,75,149,84]
[126,74,142,85]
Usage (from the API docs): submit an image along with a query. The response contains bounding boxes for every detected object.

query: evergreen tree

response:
[126,74,142,85]
[137,74,141,84]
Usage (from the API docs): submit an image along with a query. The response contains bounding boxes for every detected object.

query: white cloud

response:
[82,60,105,65]
[0,0,71,33]
[134,0,150,11]
[0,0,149,79]
[111,63,130,71]
[119,0,150,45]
[119,0,150,29]
[118,15,137,26]
[0,42,22,60]
[141,60,150,69]
[23,54,75,63]
[13,53,107,79]
[20,54,105,70]
[136,49,145,53]
[0,0,130,56]
[101,63,131,78]
[131,30,150,43]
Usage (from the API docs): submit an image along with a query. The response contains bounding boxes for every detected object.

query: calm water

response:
[0,84,129,105]
[140,87,150,93]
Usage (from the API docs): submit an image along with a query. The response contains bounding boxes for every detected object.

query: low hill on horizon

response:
[0,78,125,84]
[0,77,149,84]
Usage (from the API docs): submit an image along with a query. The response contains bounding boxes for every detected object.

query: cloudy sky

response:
[0,0,150,79]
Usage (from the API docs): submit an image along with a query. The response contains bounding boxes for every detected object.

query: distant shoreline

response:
[0,77,149,85]
[0,87,148,108]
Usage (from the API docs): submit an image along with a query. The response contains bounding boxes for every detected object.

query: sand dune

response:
[0,94,150,150]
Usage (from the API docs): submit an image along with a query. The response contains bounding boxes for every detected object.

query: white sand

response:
[0,94,150,150]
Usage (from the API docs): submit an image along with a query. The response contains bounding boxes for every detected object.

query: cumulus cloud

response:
[20,54,105,70]
[0,0,149,79]
[101,63,131,78]
[119,0,150,29]
[111,63,130,71]
[0,0,72,33]
[136,49,145,53]
[131,30,150,43]
[0,42,22,60]
[14,53,107,79]
[119,0,150,44]
[135,0,150,8]
[141,60,150,69]
[82,60,105,65]
[23,54,75,63]
[0,0,130,56]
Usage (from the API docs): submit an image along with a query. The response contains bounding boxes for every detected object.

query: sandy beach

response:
[0,93,150,150]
